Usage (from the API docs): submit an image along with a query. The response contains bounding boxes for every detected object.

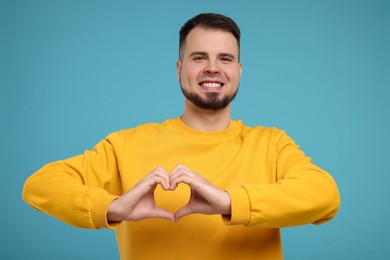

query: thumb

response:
[174,204,193,222]
[151,207,175,221]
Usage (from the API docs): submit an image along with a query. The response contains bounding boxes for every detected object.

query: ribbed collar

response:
[163,117,242,143]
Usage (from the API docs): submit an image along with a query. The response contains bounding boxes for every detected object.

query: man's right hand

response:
[107,166,175,222]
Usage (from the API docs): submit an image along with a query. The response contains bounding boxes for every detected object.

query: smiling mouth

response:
[200,82,224,88]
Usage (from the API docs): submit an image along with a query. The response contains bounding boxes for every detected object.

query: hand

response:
[169,164,231,222]
[107,166,174,222]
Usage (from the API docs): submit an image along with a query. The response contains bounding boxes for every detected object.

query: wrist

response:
[107,198,124,222]
[221,191,232,215]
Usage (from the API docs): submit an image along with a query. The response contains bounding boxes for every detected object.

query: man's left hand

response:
[169,164,231,221]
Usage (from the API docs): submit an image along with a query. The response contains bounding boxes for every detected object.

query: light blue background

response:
[1,0,389,259]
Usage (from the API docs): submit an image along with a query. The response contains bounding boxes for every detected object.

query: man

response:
[23,13,340,259]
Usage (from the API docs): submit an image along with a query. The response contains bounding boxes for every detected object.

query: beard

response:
[180,84,239,111]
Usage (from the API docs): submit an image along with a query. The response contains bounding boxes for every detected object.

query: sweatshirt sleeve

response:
[226,128,340,228]
[22,131,124,229]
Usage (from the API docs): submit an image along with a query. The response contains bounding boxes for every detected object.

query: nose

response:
[205,60,220,75]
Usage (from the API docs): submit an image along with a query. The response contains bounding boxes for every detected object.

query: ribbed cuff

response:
[224,187,250,226]
[91,191,120,229]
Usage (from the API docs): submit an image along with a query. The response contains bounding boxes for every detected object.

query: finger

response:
[169,165,193,190]
[174,204,193,222]
[170,164,194,177]
[132,176,168,200]
[169,171,188,190]
[145,166,171,190]
[155,172,171,191]
[169,164,184,179]
[169,166,182,190]
[148,175,171,191]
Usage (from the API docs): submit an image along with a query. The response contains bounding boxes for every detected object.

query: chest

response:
[119,134,277,191]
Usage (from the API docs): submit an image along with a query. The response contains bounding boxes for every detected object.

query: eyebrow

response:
[189,51,237,60]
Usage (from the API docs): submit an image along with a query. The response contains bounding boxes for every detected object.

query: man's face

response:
[177,27,242,111]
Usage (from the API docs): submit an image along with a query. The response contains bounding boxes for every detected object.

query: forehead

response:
[181,27,239,56]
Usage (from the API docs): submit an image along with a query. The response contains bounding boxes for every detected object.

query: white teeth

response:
[201,82,222,88]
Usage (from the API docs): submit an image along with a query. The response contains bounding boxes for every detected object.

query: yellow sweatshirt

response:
[23,117,340,260]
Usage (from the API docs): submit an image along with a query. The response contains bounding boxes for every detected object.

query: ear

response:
[239,63,243,77]
[176,60,182,81]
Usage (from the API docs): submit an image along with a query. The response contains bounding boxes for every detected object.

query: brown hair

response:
[179,13,241,60]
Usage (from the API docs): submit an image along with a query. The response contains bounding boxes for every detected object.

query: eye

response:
[220,56,233,63]
[193,56,206,61]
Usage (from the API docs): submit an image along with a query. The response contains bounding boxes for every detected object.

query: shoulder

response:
[239,123,299,155]
[104,120,175,146]
[108,122,164,139]
[239,121,285,138]
[239,122,296,146]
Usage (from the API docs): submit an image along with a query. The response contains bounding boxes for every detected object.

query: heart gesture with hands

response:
[169,164,231,221]
[107,165,231,223]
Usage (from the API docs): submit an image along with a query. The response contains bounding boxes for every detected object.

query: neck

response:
[181,100,231,131]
